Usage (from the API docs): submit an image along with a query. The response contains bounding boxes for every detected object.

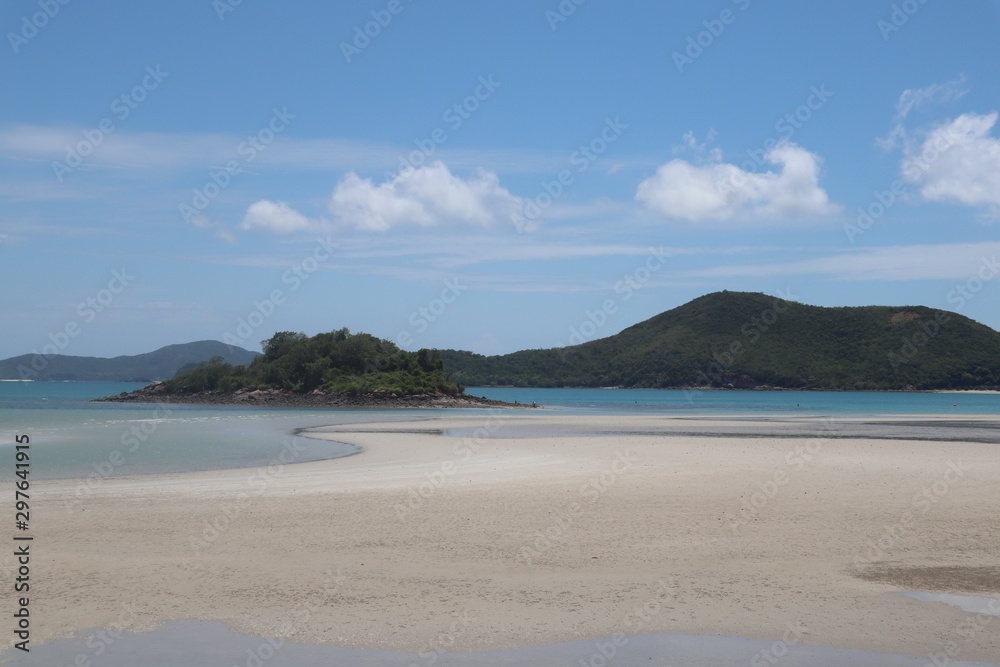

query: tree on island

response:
[162,329,462,396]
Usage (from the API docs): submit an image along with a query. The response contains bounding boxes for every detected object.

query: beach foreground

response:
[16,413,1000,661]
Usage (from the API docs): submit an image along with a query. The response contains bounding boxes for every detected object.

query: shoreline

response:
[474,384,1000,393]
[15,413,1000,660]
[92,386,535,409]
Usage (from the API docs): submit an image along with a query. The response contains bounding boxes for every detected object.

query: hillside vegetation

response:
[161,329,463,396]
[441,292,1000,390]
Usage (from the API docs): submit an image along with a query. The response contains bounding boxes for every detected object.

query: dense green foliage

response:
[162,329,463,396]
[441,292,1000,390]
[0,341,258,381]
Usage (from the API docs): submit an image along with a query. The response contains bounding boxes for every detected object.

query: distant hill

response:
[441,291,1000,391]
[0,341,259,382]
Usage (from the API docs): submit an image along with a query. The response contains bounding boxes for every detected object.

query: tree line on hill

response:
[439,292,1000,391]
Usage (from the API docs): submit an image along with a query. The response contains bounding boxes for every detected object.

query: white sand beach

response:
[16,413,1000,661]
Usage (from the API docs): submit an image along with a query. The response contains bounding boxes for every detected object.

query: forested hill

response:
[0,340,258,381]
[440,291,1000,391]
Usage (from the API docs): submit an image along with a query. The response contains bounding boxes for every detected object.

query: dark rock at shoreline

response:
[93,384,533,409]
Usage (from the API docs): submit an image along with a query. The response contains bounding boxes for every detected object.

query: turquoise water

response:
[0,382,996,482]
[467,386,1000,415]
[0,382,413,482]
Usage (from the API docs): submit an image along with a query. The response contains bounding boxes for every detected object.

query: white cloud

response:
[0,124,355,172]
[329,161,522,231]
[0,125,584,178]
[879,75,970,150]
[239,200,315,234]
[187,211,238,244]
[896,76,969,122]
[635,140,838,223]
[901,112,1000,220]
[674,129,720,161]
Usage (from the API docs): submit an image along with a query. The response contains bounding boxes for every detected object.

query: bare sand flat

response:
[14,413,1000,661]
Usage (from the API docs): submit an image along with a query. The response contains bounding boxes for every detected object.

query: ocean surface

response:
[0,382,996,482]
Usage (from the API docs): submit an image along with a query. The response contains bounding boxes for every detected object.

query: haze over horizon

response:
[3,1,999,359]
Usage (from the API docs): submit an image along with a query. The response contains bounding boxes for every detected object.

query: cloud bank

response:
[329,162,522,231]
[901,112,1000,220]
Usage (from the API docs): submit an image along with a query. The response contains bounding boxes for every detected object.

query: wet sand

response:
[10,413,1000,662]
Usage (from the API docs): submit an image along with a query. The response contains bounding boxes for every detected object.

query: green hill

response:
[0,341,258,382]
[440,291,1000,390]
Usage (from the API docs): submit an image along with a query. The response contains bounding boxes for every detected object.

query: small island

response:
[95,329,529,409]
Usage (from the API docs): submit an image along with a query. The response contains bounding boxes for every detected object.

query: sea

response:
[0,381,997,482]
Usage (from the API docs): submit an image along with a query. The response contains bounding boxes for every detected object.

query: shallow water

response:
[2,381,997,481]
[0,380,454,482]
[468,386,1000,415]
[896,591,1000,617]
[5,619,1000,666]
[0,406,374,482]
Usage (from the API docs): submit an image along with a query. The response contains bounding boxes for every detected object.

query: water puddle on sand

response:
[5,619,1000,666]
[894,590,1000,617]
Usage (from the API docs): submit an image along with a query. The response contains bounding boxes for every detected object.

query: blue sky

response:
[2,0,999,359]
